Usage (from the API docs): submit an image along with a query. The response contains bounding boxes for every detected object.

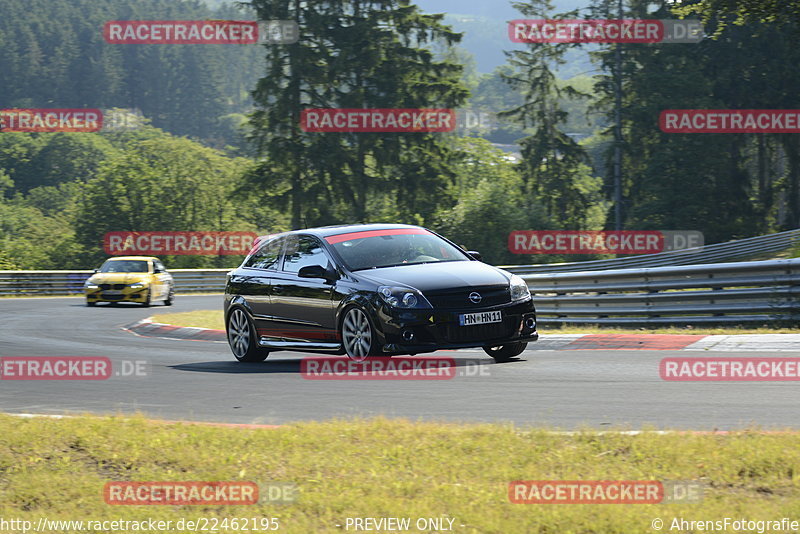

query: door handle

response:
[271,286,282,294]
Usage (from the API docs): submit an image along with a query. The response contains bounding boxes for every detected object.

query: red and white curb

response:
[538,334,704,351]
[124,318,226,342]
[684,334,800,352]
[521,333,800,351]
[124,318,800,351]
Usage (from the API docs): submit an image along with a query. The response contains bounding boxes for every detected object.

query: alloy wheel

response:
[342,307,373,361]
[228,309,250,359]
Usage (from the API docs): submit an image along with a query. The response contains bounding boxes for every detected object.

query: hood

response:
[88,273,151,285]
[357,260,511,292]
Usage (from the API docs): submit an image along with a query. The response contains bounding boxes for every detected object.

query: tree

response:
[0,0,264,146]
[674,0,800,32]
[434,138,552,265]
[501,0,605,230]
[0,133,118,194]
[0,170,84,269]
[244,0,469,229]
[588,0,800,238]
[75,134,259,267]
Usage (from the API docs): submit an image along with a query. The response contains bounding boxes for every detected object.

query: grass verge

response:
[1,415,799,533]
[151,310,800,336]
[152,310,225,330]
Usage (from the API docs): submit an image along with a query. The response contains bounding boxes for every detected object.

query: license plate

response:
[459,310,502,326]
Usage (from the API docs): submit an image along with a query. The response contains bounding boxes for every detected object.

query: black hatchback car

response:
[224,224,538,362]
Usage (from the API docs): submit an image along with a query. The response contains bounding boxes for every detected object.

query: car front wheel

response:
[164,285,174,306]
[484,342,527,362]
[341,306,375,362]
[227,308,269,362]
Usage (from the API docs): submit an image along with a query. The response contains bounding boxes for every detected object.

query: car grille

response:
[425,285,511,309]
[99,284,126,290]
[101,293,124,300]
[443,318,515,343]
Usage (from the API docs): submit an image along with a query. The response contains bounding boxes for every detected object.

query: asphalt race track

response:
[1,295,799,430]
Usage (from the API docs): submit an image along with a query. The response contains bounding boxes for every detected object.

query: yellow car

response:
[84,256,174,307]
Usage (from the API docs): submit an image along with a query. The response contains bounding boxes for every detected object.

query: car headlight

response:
[377,286,432,309]
[509,274,531,302]
[129,282,145,289]
[85,282,98,289]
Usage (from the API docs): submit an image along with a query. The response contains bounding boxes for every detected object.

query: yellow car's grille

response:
[99,283,127,290]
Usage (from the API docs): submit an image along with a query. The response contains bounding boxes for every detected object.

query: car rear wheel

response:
[484,342,527,362]
[227,308,269,362]
[341,307,375,362]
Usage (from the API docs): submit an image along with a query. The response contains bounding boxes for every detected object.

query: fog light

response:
[402,330,415,342]
[524,317,536,330]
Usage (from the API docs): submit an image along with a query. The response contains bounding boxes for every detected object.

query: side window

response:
[282,236,328,274]
[244,237,283,270]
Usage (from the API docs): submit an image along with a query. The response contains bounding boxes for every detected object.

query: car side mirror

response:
[298,264,338,282]
[92,268,99,273]
[467,250,482,262]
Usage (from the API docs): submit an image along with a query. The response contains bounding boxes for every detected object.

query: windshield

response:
[99,260,149,273]
[326,229,470,271]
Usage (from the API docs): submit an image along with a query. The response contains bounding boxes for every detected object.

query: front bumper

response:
[85,286,149,303]
[376,298,538,354]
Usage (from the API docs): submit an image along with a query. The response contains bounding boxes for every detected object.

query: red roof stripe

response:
[324,228,430,244]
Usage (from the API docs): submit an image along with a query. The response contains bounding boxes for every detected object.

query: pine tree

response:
[500,0,605,230]
[244,0,468,229]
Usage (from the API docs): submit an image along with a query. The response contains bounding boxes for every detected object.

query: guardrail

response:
[3,259,799,327]
[0,269,230,297]
[524,258,800,326]
[503,228,800,274]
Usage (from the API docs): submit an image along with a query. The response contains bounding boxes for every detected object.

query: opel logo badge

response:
[469,292,482,304]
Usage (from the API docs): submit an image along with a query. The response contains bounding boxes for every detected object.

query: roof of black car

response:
[289,223,424,239]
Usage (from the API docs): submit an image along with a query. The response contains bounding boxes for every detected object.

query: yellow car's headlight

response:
[129,282,146,289]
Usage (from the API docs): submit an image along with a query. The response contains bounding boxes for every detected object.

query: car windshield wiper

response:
[370,263,407,270]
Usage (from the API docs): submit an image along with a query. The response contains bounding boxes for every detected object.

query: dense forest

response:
[1,0,799,270]
[0,0,262,147]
